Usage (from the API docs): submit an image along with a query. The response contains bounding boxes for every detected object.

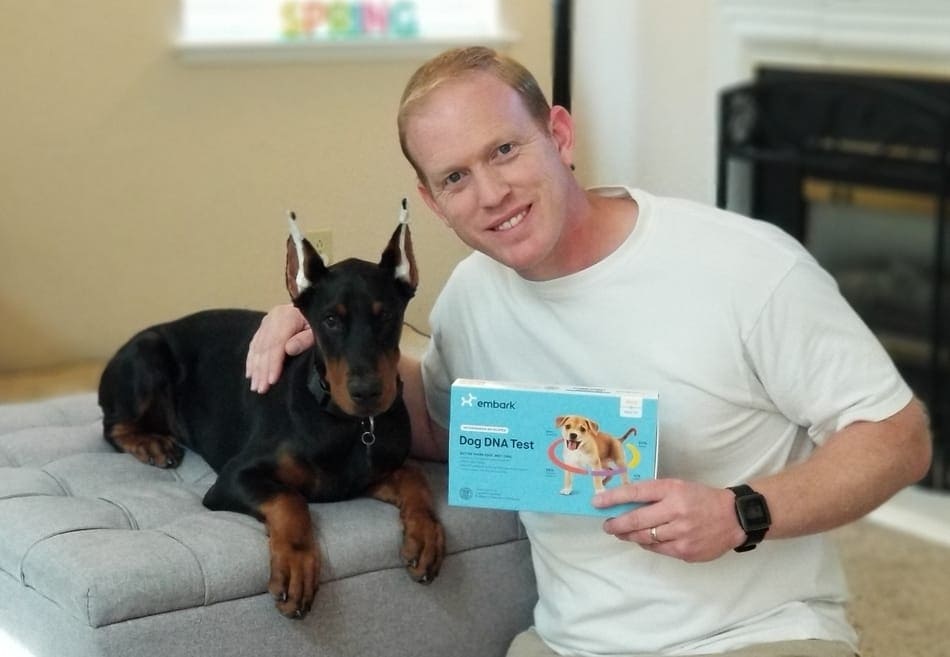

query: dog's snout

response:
[348,376,383,404]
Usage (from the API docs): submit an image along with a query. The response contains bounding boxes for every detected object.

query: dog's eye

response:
[322,315,342,331]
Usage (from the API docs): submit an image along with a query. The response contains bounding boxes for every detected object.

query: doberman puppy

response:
[98,201,444,619]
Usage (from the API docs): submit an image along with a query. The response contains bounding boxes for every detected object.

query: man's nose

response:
[475,167,510,208]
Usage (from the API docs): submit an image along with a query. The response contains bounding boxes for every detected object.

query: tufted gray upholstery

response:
[0,393,537,657]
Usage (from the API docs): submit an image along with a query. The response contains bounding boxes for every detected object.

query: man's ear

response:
[549,105,575,168]
[416,179,452,228]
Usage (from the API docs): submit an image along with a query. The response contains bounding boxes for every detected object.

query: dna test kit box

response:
[448,378,659,517]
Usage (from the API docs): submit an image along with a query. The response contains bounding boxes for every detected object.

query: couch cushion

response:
[0,393,528,628]
[0,393,103,433]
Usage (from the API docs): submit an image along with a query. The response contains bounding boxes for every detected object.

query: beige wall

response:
[572,1,716,202]
[0,1,552,371]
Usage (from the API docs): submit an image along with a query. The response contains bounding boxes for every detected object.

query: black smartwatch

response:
[728,484,771,552]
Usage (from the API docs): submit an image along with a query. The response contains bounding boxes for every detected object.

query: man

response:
[246,47,931,656]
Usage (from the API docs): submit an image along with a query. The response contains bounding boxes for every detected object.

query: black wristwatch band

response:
[728,484,771,553]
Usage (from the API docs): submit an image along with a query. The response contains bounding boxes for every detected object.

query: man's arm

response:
[399,353,449,461]
[594,398,932,562]
[751,397,931,538]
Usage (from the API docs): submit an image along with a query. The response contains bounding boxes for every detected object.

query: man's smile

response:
[492,206,530,232]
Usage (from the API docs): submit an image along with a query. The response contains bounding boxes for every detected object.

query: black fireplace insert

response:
[717,67,950,490]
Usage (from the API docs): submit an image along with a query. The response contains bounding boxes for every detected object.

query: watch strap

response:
[728,484,769,553]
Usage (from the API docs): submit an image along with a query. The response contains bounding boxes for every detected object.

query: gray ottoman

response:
[0,393,536,657]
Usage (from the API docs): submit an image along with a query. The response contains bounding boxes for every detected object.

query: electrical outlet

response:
[306,229,333,264]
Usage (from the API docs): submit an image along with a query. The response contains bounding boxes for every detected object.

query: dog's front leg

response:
[366,465,445,583]
[259,491,320,618]
[561,470,574,495]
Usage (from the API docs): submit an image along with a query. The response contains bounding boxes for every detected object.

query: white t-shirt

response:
[422,187,912,656]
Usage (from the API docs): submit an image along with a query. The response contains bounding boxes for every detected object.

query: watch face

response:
[737,495,771,532]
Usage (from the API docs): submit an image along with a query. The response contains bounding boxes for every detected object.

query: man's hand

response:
[593,479,744,562]
[245,304,313,393]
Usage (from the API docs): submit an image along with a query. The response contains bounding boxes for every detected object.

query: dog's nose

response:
[569,433,578,440]
[349,377,383,406]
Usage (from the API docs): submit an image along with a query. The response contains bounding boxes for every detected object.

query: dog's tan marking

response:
[366,465,444,582]
[259,492,319,618]
[323,355,353,413]
[274,451,315,493]
[108,421,181,468]
[324,349,401,417]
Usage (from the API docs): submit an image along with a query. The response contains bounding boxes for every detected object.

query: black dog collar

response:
[306,368,334,410]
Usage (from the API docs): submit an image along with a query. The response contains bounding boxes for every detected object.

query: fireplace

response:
[716,67,950,489]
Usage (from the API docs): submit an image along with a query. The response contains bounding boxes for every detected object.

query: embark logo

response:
[458,392,517,410]
[477,398,517,410]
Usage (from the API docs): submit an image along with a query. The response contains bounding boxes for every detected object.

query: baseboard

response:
[867,485,950,547]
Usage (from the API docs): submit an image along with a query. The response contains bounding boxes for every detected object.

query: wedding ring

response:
[650,526,659,543]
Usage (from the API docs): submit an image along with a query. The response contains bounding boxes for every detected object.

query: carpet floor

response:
[834,520,950,657]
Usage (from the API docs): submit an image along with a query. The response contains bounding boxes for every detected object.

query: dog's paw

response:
[268,543,320,619]
[559,487,573,495]
[115,432,184,468]
[401,510,445,584]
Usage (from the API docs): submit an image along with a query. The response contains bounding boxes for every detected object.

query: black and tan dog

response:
[98,201,444,619]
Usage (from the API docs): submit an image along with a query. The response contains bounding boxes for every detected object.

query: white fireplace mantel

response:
[714,0,950,87]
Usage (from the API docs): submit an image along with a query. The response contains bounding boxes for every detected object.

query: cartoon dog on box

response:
[556,415,637,495]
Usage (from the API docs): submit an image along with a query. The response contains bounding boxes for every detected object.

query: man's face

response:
[404,72,575,280]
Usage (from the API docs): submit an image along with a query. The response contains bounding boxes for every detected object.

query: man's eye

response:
[498,143,513,155]
[445,171,462,185]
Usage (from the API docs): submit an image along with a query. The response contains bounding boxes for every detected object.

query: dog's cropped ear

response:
[378,198,418,296]
[286,211,328,301]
